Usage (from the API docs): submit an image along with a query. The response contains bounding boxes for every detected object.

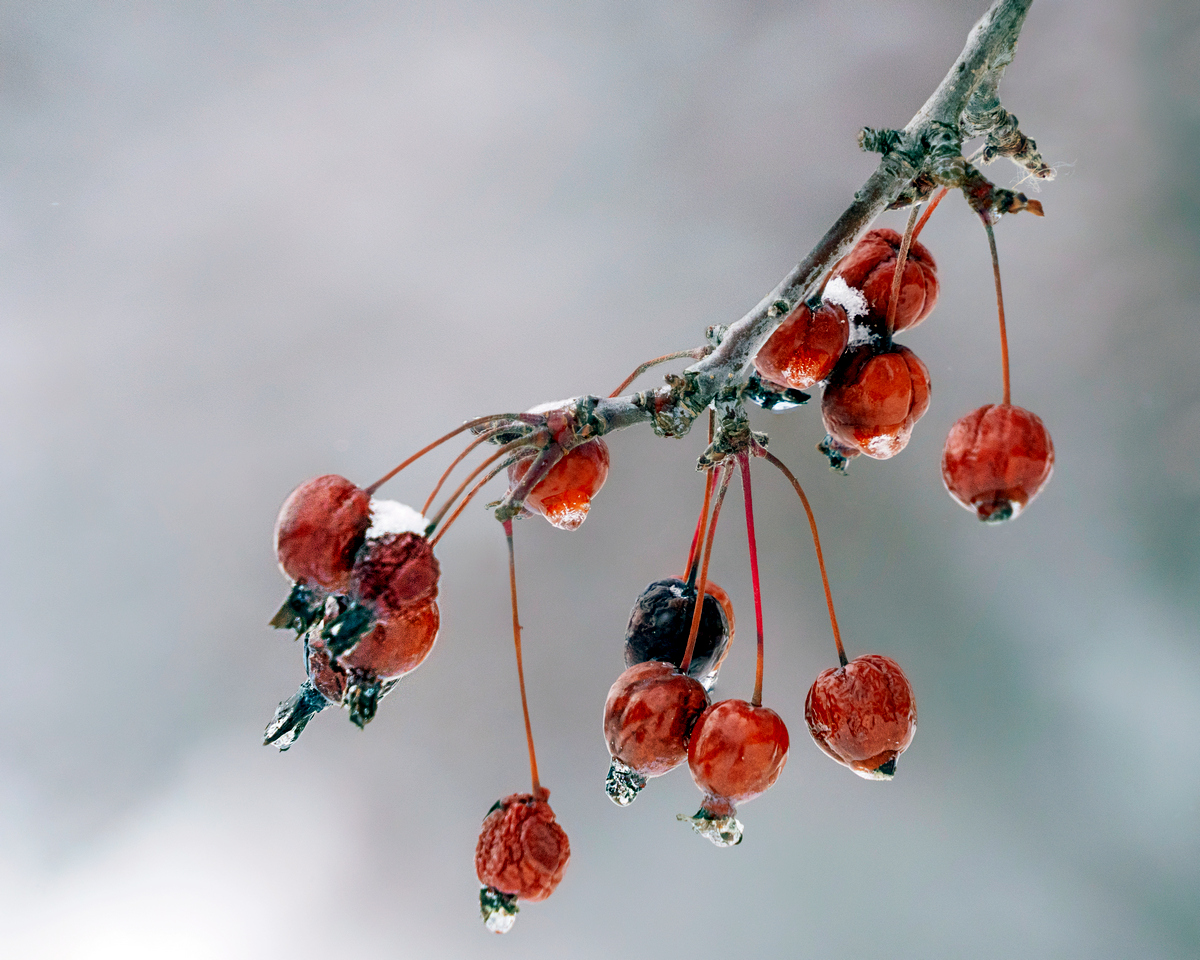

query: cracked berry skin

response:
[687,699,789,816]
[350,531,440,614]
[475,791,570,903]
[604,661,709,778]
[508,438,610,531]
[805,654,916,779]
[624,578,734,683]
[274,475,371,592]
[821,343,931,460]
[941,403,1054,523]
[831,227,939,333]
[754,301,850,390]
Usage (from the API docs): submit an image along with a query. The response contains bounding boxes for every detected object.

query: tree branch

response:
[493,0,1048,521]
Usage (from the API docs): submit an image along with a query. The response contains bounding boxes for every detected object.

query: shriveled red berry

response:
[351,531,440,613]
[623,578,734,686]
[821,343,931,460]
[603,661,709,804]
[831,227,939,333]
[508,438,610,531]
[475,790,570,932]
[305,632,346,704]
[941,403,1054,523]
[754,301,849,390]
[274,475,371,592]
[340,598,440,680]
[805,654,916,780]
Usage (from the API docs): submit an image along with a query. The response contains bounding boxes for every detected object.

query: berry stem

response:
[421,423,516,516]
[684,468,714,585]
[426,433,548,533]
[429,451,536,547]
[738,453,766,708]
[885,204,923,339]
[759,450,847,668]
[503,519,541,797]
[911,187,948,242]
[982,217,1012,406]
[364,414,522,495]
[609,348,710,399]
[680,462,732,676]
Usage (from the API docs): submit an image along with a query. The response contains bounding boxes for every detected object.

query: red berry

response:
[603,661,709,804]
[754,301,849,390]
[274,475,371,592]
[941,403,1055,523]
[686,699,788,844]
[821,343,931,460]
[351,531,441,613]
[831,227,939,333]
[805,654,916,780]
[340,598,440,679]
[508,438,610,531]
[475,790,570,932]
[305,632,346,704]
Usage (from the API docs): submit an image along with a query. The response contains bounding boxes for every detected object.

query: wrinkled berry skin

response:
[604,662,709,777]
[274,475,371,592]
[475,791,570,902]
[687,699,789,816]
[351,531,440,613]
[508,438,610,531]
[941,404,1055,523]
[754,301,850,390]
[805,654,916,779]
[822,343,931,460]
[832,227,939,333]
[624,578,734,683]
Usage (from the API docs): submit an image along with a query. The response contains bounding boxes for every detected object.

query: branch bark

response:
[495,0,1048,521]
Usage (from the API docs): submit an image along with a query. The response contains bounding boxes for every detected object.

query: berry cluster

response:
[261,179,1054,934]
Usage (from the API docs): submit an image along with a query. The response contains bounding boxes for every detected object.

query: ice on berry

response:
[604,758,648,806]
[677,810,744,847]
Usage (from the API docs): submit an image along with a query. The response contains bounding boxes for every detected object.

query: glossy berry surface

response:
[604,661,709,778]
[508,438,610,531]
[341,598,440,679]
[351,531,441,613]
[821,343,931,460]
[805,654,916,779]
[831,227,939,333]
[941,403,1055,523]
[687,699,789,815]
[623,578,734,684]
[754,301,849,390]
[475,791,570,903]
[274,475,371,592]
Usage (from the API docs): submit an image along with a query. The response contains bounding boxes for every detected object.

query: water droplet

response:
[605,758,647,806]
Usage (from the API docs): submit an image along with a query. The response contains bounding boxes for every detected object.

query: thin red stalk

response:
[364,414,518,495]
[679,463,732,676]
[426,435,542,532]
[428,452,533,547]
[609,348,707,398]
[760,450,847,667]
[982,218,1012,406]
[503,520,540,796]
[885,204,922,338]
[683,413,717,580]
[421,424,512,516]
[911,187,948,242]
[738,454,766,707]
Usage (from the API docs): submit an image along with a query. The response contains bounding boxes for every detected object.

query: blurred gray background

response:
[2,1,1198,957]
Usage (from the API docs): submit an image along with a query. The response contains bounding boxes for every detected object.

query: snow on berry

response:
[831,227,940,333]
